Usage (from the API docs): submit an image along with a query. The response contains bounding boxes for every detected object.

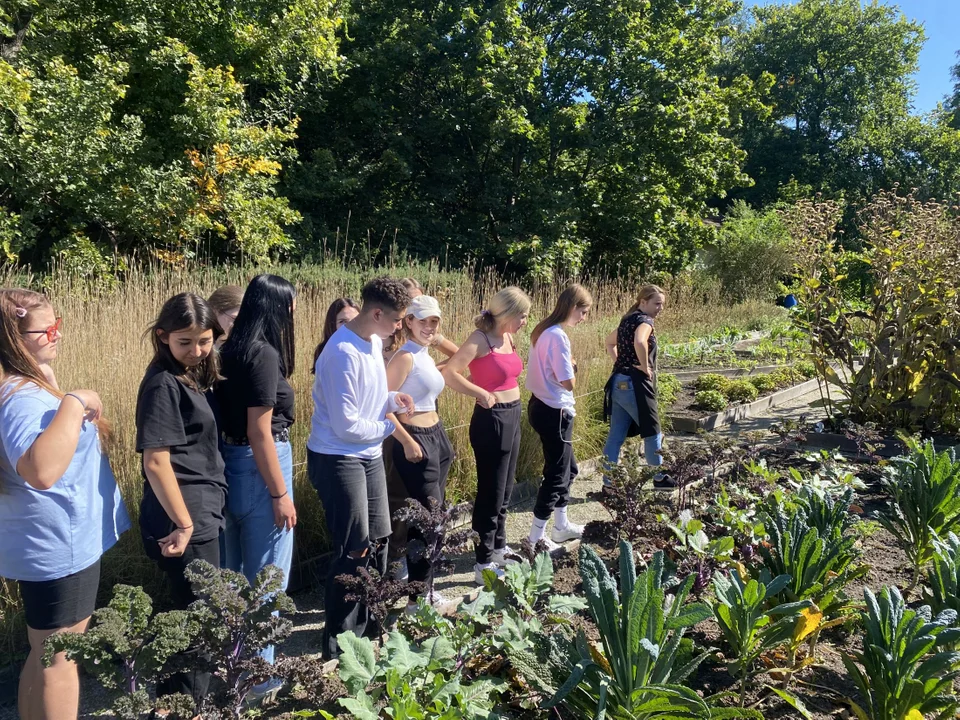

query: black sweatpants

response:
[146,535,220,702]
[528,396,580,521]
[308,450,391,660]
[470,400,521,564]
[391,421,455,595]
[383,436,409,564]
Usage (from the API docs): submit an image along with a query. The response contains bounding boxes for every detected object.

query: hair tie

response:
[14,306,26,318]
[481,309,491,317]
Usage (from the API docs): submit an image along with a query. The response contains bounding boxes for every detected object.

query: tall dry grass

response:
[0,260,784,660]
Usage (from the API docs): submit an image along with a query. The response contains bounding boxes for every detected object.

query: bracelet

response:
[271,490,288,500]
[63,392,86,409]
[177,524,193,531]
[432,333,444,347]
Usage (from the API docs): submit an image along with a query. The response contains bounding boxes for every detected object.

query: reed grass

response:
[0,260,785,661]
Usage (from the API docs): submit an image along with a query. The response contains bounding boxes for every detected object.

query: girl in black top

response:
[214,274,296,693]
[136,292,225,703]
[602,284,674,489]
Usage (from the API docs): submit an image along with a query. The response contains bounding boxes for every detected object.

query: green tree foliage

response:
[285,0,764,277]
[721,0,925,207]
[0,0,341,265]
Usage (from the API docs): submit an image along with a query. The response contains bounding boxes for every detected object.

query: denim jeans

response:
[222,440,294,666]
[602,374,663,483]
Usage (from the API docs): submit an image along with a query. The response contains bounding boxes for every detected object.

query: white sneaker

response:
[533,536,563,554]
[390,557,409,582]
[491,546,519,565]
[406,590,449,613]
[551,522,585,543]
[474,563,505,585]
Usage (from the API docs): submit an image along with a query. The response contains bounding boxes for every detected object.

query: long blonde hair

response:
[627,284,665,315]
[474,286,532,334]
[531,284,592,346]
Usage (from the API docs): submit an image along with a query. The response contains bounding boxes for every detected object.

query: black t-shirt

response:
[215,343,295,439]
[613,311,658,375]
[135,363,227,544]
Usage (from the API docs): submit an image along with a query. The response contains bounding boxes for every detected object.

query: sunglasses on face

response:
[22,317,62,342]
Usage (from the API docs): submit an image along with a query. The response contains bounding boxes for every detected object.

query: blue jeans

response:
[222,440,294,666]
[602,374,663,484]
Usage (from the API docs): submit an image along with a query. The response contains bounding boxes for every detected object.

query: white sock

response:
[529,516,548,544]
[554,506,570,530]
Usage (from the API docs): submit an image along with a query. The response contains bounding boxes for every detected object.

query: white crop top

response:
[393,340,446,412]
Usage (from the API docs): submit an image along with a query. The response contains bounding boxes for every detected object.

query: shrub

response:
[695,373,731,394]
[725,379,759,403]
[769,366,803,387]
[788,191,960,434]
[694,390,728,412]
[794,360,816,378]
[747,373,778,394]
[704,201,795,303]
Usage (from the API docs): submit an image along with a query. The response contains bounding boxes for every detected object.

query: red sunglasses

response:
[22,317,62,342]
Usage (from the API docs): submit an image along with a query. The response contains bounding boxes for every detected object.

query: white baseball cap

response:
[407,294,442,319]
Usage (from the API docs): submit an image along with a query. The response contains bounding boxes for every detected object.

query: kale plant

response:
[44,585,197,719]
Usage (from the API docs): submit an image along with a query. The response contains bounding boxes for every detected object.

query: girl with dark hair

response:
[312,297,360,371]
[214,274,297,693]
[0,289,129,720]
[525,284,592,549]
[135,292,225,705]
[207,284,244,344]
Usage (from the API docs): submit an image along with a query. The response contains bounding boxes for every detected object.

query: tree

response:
[0,0,342,266]
[948,51,960,129]
[721,0,924,208]
[285,0,764,277]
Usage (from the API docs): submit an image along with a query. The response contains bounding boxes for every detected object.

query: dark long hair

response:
[146,293,222,392]
[312,297,360,373]
[223,274,296,377]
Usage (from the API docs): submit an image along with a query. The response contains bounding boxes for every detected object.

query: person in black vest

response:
[135,292,226,704]
[602,284,674,489]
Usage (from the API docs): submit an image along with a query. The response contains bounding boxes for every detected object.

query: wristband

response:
[63,392,86,409]
[271,490,288,500]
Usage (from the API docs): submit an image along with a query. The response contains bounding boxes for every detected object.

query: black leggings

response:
[145,535,220,702]
[528,396,579,520]
[391,421,454,595]
[470,401,521,564]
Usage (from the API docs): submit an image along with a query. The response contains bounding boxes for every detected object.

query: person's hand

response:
[403,440,424,463]
[273,493,297,531]
[477,391,497,409]
[66,389,103,422]
[158,525,193,557]
[395,393,416,415]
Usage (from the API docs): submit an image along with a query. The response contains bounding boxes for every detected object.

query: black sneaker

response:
[652,474,678,490]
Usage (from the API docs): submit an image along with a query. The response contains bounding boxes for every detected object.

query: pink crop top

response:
[469,333,524,392]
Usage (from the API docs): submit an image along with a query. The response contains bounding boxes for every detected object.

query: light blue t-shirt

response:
[0,382,130,582]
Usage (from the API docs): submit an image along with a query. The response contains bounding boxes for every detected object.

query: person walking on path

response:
[602,284,673,488]
[442,286,531,585]
[525,284,592,550]
[308,277,415,660]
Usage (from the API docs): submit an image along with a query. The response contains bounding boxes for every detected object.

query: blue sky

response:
[743,0,958,114]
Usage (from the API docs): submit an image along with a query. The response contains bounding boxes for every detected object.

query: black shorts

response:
[18,559,101,631]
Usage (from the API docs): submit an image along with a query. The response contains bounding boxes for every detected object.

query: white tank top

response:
[392,340,445,412]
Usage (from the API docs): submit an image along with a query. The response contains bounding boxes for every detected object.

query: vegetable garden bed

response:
[667,372,821,433]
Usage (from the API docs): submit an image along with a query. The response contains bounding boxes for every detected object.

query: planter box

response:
[668,364,789,384]
[667,377,821,433]
[796,431,907,459]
